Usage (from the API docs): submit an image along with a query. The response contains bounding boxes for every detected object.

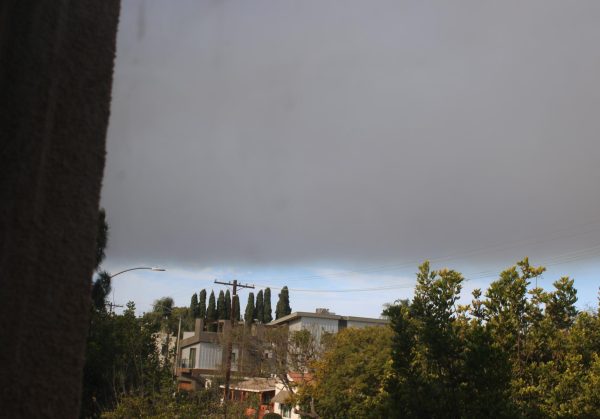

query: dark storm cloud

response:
[102,0,600,268]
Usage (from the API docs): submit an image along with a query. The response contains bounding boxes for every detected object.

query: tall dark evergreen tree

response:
[217,290,226,320]
[95,208,108,269]
[206,291,217,331]
[233,295,241,322]
[256,290,265,323]
[264,288,273,323]
[190,293,199,318]
[224,289,231,320]
[90,208,110,311]
[198,289,207,320]
[245,292,255,326]
[91,271,111,311]
[276,286,292,319]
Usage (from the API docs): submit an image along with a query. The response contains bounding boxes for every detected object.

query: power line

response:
[276,218,600,282]
[250,243,600,294]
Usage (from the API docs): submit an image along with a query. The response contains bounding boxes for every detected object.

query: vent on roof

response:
[315,308,332,314]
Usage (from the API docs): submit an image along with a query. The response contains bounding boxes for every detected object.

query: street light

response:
[108,266,166,312]
[109,266,166,278]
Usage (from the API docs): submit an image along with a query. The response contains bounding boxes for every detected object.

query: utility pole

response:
[106,302,123,314]
[174,316,182,376]
[214,279,254,416]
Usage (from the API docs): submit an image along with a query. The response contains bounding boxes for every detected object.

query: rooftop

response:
[219,377,277,393]
[267,310,389,326]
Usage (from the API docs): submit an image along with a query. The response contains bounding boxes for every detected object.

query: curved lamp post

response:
[109,266,166,279]
[109,266,166,312]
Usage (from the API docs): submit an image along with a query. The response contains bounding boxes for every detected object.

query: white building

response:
[267,308,388,341]
[268,309,388,418]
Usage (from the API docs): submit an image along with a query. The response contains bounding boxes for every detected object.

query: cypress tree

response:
[198,289,207,320]
[245,292,255,326]
[207,291,217,331]
[276,286,292,319]
[233,295,241,322]
[264,288,273,323]
[190,293,199,318]
[224,289,231,320]
[256,290,264,323]
[217,290,226,320]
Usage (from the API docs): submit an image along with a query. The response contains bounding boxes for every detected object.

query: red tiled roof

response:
[288,372,314,384]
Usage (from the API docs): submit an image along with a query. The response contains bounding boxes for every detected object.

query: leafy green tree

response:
[313,327,393,418]
[546,276,578,329]
[82,303,167,417]
[245,292,255,326]
[198,289,207,320]
[264,288,273,323]
[264,328,324,418]
[103,377,248,418]
[206,291,217,331]
[256,290,264,323]
[224,289,231,320]
[275,286,291,319]
[217,290,226,320]
[190,293,199,318]
[384,262,514,418]
[153,297,174,321]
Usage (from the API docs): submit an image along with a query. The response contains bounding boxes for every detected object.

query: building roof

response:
[219,377,277,393]
[288,371,314,384]
[267,311,389,326]
[271,389,292,404]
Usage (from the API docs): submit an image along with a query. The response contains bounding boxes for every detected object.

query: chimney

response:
[315,308,330,314]
[195,318,204,336]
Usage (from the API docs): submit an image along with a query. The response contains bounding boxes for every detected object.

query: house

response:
[220,377,277,419]
[176,318,265,390]
[271,372,314,419]
[266,308,388,341]
[153,331,176,366]
[266,309,388,417]
[176,309,387,391]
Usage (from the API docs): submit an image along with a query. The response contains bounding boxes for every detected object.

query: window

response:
[189,348,196,368]
[281,404,292,418]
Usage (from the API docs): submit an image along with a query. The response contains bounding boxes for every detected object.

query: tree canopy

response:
[275,286,291,319]
[264,288,273,323]
[313,326,393,418]
[198,289,207,320]
[190,293,199,318]
[256,290,264,323]
[206,291,217,331]
[245,292,255,326]
[378,258,600,419]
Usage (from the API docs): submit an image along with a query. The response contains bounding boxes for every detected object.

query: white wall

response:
[197,342,221,370]
[299,316,338,342]
[180,343,200,368]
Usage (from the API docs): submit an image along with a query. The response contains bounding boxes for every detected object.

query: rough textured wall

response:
[0,1,120,417]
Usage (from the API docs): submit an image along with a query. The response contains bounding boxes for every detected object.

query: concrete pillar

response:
[195,318,205,336]
[0,1,120,417]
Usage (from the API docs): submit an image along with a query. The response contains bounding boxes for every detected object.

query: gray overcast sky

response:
[102,0,600,276]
